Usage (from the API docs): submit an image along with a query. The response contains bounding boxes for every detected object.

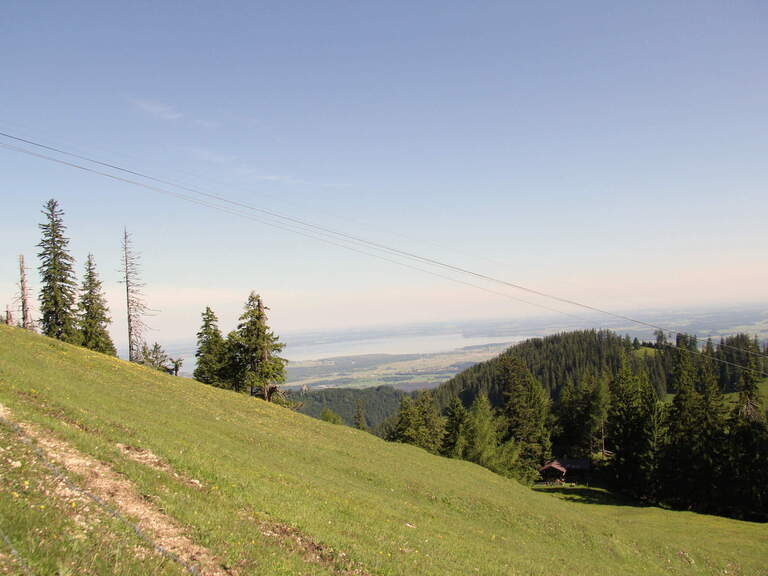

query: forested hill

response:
[287,385,405,430]
[432,329,766,409]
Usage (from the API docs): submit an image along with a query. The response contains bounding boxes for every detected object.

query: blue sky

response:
[1,1,766,353]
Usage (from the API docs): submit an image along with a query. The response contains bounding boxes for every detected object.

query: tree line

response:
[384,329,767,520]
[4,199,287,399]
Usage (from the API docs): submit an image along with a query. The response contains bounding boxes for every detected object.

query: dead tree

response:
[120,228,148,362]
[18,255,33,330]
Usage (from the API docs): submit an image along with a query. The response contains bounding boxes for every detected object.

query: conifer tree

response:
[388,391,445,454]
[690,340,728,509]
[140,342,170,371]
[607,351,660,498]
[76,254,116,355]
[497,356,551,479]
[321,407,344,424]
[194,307,226,386]
[228,292,286,401]
[441,396,468,458]
[660,347,702,506]
[464,394,500,469]
[353,400,368,431]
[37,199,78,342]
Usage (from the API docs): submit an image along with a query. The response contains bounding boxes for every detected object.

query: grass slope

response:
[0,325,766,575]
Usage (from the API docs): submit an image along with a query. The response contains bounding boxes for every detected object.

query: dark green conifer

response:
[321,407,344,424]
[607,351,660,498]
[194,307,226,386]
[388,391,445,454]
[497,356,551,480]
[464,393,500,469]
[228,292,286,400]
[441,396,468,458]
[37,199,78,342]
[353,400,368,431]
[140,341,170,371]
[76,254,116,355]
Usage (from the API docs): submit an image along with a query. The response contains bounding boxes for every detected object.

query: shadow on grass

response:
[534,485,651,508]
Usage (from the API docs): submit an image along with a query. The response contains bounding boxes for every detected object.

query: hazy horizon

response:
[2,2,767,354]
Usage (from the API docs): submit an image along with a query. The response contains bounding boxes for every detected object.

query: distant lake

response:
[282,332,519,361]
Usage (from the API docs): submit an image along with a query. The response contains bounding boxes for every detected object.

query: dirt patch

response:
[0,402,232,576]
[117,443,204,489]
[247,513,371,576]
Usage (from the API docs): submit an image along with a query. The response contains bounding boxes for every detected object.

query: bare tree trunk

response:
[120,228,148,362]
[18,255,33,330]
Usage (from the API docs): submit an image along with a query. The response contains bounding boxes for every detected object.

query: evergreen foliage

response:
[37,199,78,343]
[287,386,405,431]
[353,400,368,431]
[387,391,445,454]
[76,254,116,355]
[441,396,468,458]
[606,351,661,498]
[226,292,286,400]
[320,407,344,424]
[139,342,170,371]
[496,356,551,481]
[194,307,226,386]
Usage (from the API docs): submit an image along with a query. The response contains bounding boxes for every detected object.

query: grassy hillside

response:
[0,325,766,575]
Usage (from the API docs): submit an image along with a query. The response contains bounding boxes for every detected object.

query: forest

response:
[381,329,768,520]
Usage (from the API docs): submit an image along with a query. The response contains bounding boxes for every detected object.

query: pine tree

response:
[607,351,660,498]
[388,391,445,454]
[724,343,768,519]
[37,199,78,342]
[321,407,344,424]
[464,394,500,469]
[497,356,551,480]
[194,307,226,386]
[140,342,170,371]
[76,254,116,355]
[660,347,702,506]
[691,340,728,510]
[229,292,286,401]
[441,396,468,458]
[353,400,368,431]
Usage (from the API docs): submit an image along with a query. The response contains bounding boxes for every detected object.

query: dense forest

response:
[435,329,768,408]
[286,385,405,431]
[380,329,768,520]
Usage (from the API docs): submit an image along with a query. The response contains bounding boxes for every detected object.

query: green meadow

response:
[0,324,766,575]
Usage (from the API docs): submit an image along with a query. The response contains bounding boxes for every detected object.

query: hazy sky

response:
[1,2,766,353]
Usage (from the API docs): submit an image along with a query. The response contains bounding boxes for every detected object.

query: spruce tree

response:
[77,254,116,355]
[353,400,368,431]
[497,356,551,479]
[464,394,500,469]
[194,307,226,386]
[229,292,286,401]
[388,391,445,454]
[442,396,468,458]
[321,407,344,424]
[691,340,728,510]
[607,351,660,498]
[140,342,170,371]
[660,347,702,506]
[37,199,78,342]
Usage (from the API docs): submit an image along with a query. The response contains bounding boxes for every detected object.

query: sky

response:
[1,1,766,356]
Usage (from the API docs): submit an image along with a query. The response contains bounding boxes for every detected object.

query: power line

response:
[1,129,765,363]
[0,141,584,321]
[1,135,766,377]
